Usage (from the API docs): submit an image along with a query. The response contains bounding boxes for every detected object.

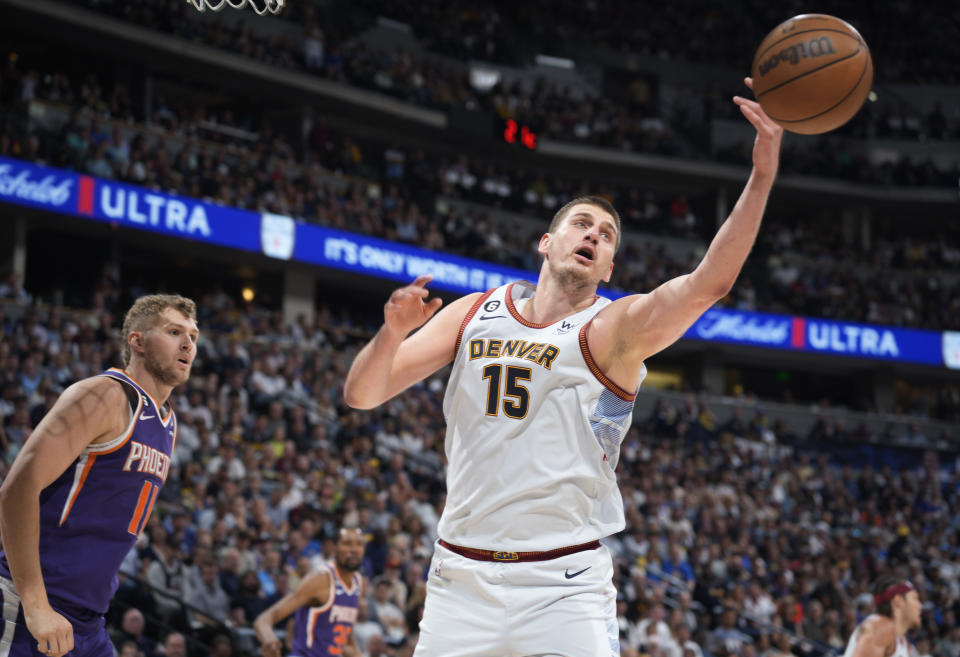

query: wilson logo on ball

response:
[757,37,837,76]
[750,14,873,134]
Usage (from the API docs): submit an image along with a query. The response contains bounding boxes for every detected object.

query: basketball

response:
[751,14,873,134]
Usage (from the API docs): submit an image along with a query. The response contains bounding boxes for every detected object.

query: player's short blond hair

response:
[549,196,622,251]
[121,294,197,366]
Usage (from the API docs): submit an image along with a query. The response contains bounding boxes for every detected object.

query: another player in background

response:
[344,80,782,656]
[0,294,198,657]
[254,528,365,657]
[844,578,922,657]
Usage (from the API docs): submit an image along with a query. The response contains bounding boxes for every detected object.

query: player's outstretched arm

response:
[0,377,129,657]
[344,275,482,409]
[592,78,782,370]
[253,571,331,657]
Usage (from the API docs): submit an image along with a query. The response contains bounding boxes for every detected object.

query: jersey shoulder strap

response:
[100,371,143,416]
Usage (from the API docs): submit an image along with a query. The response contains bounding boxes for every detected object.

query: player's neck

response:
[332,564,357,584]
[892,612,909,639]
[530,275,598,324]
[125,362,174,407]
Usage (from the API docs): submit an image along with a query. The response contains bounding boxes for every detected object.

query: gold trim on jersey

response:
[578,321,637,402]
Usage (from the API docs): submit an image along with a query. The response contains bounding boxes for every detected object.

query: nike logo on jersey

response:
[564,566,591,579]
[140,413,156,420]
[479,314,506,320]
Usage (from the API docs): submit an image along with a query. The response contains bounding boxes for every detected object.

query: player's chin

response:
[171,368,192,386]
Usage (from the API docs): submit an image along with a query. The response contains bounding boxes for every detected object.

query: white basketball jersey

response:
[842,617,910,657]
[438,281,646,551]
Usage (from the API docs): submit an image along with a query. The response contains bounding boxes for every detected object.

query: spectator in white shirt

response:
[352,597,385,656]
[368,577,406,642]
[744,580,777,624]
[631,604,673,653]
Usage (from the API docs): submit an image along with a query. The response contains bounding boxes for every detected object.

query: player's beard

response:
[144,350,189,387]
[547,255,594,291]
[337,554,362,573]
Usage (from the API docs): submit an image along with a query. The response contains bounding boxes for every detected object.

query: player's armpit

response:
[591,272,722,371]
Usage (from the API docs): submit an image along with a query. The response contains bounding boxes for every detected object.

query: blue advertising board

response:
[0,155,952,368]
[683,309,943,366]
[0,156,263,253]
[293,225,532,295]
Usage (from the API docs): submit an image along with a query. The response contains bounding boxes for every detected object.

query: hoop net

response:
[186,0,284,15]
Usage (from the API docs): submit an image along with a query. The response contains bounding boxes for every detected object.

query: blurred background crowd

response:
[2,282,960,657]
[1,56,959,332]
[1,0,959,655]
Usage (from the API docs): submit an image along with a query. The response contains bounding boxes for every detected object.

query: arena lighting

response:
[535,54,575,69]
[242,287,255,302]
[469,67,502,92]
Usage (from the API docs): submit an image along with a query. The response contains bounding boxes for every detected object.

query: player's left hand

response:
[260,639,282,657]
[733,77,783,181]
[23,603,74,657]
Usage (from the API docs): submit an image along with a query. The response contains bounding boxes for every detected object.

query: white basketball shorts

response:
[413,540,619,657]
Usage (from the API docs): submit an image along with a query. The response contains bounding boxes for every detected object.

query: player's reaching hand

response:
[258,632,282,657]
[733,77,783,181]
[384,275,443,337]
[24,603,74,657]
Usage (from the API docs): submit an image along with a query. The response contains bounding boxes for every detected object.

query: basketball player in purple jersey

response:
[254,529,365,657]
[0,295,198,657]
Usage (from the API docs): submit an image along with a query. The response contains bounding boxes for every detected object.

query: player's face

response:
[334,529,365,572]
[142,309,199,387]
[541,204,617,287]
[902,591,922,628]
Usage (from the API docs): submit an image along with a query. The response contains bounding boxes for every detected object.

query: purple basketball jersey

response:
[0,368,176,616]
[291,565,360,657]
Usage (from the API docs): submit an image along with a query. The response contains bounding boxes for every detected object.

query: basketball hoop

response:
[185,0,284,15]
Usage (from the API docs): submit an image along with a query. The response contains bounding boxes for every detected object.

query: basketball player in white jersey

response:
[843,578,922,657]
[344,79,782,657]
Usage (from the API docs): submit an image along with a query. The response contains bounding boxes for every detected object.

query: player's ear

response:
[129,331,144,354]
[538,232,551,257]
[602,262,614,283]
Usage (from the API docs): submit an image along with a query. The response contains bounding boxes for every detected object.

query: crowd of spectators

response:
[3,54,960,333]
[2,53,960,332]
[54,0,960,185]
[330,0,960,88]
[2,6,960,657]
[732,214,960,331]
[61,0,960,86]
[1,280,960,657]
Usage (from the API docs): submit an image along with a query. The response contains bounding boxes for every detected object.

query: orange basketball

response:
[751,14,873,135]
